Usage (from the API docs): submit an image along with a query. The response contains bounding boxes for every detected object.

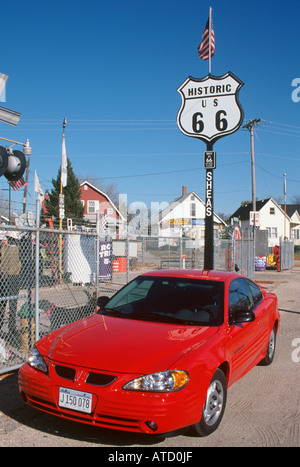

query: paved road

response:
[1,266,300,447]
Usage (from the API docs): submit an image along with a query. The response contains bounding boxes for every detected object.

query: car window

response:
[99,276,224,326]
[245,279,263,307]
[228,278,253,317]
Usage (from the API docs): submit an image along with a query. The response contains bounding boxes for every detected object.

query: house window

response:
[87,200,99,214]
[190,203,196,217]
[270,207,275,215]
[267,227,278,238]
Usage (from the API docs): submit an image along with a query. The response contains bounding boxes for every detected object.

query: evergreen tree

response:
[45,157,84,222]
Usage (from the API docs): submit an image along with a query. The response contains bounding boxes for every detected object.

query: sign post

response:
[177,71,244,269]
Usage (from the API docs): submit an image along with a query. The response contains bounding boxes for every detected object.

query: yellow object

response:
[20,319,35,353]
[267,254,277,266]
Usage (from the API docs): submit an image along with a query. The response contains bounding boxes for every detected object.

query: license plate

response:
[59,387,92,414]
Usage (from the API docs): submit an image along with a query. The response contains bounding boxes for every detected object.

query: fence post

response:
[96,211,100,298]
[126,233,130,283]
[179,237,183,269]
[35,199,40,343]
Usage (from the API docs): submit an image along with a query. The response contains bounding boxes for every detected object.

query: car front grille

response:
[54,364,116,386]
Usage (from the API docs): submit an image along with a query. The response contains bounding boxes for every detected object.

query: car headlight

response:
[123,370,188,392]
[27,346,48,373]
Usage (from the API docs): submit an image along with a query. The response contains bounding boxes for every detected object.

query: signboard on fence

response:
[99,241,112,281]
[250,211,260,227]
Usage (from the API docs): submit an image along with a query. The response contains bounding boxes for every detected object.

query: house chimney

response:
[182,186,187,196]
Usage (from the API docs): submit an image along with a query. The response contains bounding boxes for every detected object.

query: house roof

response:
[80,181,125,220]
[280,204,300,218]
[230,198,291,221]
[151,191,226,226]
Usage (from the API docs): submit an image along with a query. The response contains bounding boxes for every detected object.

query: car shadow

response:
[0,371,186,446]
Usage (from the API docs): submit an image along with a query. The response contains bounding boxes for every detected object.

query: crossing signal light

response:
[0,145,26,182]
[5,149,26,181]
[0,146,8,177]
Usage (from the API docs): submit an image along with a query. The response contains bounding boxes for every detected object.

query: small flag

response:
[8,176,26,191]
[0,73,8,102]
[61,136,67,187]
[198,15,215,61]
[34,169,44,202]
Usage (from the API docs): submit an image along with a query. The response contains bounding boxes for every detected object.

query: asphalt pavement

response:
[0,264,300,448]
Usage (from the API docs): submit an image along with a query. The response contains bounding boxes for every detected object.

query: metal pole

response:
[204,141,214,270]
[243,119,260,212]
[23,154,31,213]
[59,118,67,281]
[283,173,287,240]
[96,210,100,298]
[208,6,212,74]
[35,198,40,342]
[250,125,256,212]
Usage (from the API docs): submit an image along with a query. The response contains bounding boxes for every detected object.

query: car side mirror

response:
[97,296,110,309]
[230,310,255,325]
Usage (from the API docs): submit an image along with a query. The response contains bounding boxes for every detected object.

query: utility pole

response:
[283,172,287,239]
[243,119,260,211]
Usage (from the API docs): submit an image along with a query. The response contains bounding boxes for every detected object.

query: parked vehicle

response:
[18,269,280,436]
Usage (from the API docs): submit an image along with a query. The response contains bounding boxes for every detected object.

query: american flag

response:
[198,17,215,60]
[8,176,27,191]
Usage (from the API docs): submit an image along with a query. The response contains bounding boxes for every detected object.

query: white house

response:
[230,198,291,247]
[281,204,300,246]
[150,186,226,245]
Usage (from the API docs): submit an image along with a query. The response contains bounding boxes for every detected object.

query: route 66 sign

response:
[177,71,244,144]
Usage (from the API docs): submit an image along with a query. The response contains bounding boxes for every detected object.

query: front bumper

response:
[18,360,202,434]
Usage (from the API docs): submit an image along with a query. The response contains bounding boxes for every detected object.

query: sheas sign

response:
[206,171,213,216]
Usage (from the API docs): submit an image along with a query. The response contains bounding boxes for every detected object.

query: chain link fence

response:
[0,223,256,375]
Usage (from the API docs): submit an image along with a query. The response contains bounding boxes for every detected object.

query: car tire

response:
[192,369,227,437]
[259,326,276,366]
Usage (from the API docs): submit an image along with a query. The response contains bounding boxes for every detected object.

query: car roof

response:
[141,269,240,283]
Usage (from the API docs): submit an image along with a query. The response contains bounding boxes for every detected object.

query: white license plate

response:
[59,387,92,414]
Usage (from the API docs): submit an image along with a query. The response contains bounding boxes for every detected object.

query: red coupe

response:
[18,270,280,436]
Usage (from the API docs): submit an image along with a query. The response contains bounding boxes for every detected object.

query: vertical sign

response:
[99,241,112,282]
[177,72,244,269]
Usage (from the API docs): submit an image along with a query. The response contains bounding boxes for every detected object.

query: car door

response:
[243,278,271,354]
[225,278,260,384]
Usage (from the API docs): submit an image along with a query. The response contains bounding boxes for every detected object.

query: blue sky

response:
[1,0,300,218]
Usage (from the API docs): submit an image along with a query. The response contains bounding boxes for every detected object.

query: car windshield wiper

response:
[99,307,127,317]
[126,311,197,325]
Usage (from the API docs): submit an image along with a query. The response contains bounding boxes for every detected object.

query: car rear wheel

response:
[260,326,276,366]
[192,369,227,436]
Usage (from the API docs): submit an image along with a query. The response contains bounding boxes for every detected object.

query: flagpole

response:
[208,6,212,74]
[59,117,67,231]
[59,118,67,282]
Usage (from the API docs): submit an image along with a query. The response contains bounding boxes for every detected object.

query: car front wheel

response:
[192,369,227,436]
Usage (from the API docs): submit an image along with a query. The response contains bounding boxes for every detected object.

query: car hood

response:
[38,313,218,374]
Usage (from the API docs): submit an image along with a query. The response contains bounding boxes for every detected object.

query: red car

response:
[18,270,279,436]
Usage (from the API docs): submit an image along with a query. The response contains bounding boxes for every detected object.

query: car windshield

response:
[98,276,224,326]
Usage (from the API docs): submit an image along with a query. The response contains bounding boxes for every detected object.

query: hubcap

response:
[203,380,224,426]
[268,328,275,359]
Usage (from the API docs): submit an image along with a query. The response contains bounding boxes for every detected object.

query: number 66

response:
[192,110,228,133]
